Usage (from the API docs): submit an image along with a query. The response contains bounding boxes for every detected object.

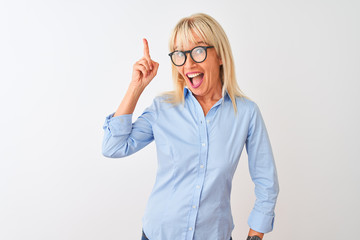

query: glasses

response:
[168,46,214,66]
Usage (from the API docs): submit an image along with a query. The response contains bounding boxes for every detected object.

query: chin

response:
[189,87,205,97]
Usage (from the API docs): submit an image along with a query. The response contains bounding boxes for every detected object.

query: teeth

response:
[187,73,202,78]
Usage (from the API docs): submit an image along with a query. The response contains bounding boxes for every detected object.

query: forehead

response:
[174,30,207,50]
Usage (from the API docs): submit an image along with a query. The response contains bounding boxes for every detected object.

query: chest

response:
[152,104,249,158]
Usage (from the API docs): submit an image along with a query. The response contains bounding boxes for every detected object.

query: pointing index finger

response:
[143,38,151,59]
[143,38,153,70]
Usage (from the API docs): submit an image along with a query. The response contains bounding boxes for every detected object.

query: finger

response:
[143,38,150,58]
[134,64,148,77]
[135,58,151,72]
[152,61,159,72]
[143,38,153,70]
[149,61,159,78]
[138,58,150,72]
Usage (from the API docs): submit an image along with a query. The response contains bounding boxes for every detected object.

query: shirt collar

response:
[183,87,231,102]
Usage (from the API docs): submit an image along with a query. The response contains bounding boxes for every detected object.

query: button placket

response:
[186,119,209,240]
[185,93,213,240]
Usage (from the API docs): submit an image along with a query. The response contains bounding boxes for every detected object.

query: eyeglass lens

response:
[172,47,207,66]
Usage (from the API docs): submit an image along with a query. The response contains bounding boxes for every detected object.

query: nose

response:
[183,53,196,68]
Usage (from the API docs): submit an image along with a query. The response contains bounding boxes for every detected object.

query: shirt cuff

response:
[247,208,275,233]
[103,113,133,137]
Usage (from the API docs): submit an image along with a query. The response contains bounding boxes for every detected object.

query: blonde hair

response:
[165,13,248,111]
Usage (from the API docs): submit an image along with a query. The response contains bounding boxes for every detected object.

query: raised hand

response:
[131,38,159,89]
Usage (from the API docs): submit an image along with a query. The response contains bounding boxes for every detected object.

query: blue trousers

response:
[142,230,233,240]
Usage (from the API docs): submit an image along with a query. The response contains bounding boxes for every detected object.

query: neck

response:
[194,83,223,116]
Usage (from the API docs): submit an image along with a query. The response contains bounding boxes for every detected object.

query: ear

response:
[219,58,223,65]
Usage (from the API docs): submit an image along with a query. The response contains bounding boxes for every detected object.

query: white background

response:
[1,0,359,239]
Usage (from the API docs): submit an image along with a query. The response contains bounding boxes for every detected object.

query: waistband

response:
[142,230,233,240]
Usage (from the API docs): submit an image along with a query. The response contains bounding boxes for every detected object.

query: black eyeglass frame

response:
[168,46,214,66]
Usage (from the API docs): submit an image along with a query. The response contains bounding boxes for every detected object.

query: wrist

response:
[114,83,144,117]
[126,83,146,104]
[247,236,262,240]
[128,83,145,96]
[247,228,264,240]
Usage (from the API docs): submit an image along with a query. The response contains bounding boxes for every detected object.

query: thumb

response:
[149,61,159,78]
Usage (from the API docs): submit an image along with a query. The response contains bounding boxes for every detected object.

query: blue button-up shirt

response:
[102,88,279,240]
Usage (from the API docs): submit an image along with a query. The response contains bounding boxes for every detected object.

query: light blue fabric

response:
[102,88,279,240]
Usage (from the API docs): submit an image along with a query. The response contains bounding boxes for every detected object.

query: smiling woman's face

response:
[174,33,223,99]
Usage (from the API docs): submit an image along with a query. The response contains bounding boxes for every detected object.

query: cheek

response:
[175,66,182,74]
[176,67,186,79]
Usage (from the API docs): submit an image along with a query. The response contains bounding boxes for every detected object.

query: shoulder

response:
[153,94,176,107]
[147,95,179,113]
[234,96,259,114]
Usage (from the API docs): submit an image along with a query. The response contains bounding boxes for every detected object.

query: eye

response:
[193,47,205,55]
[174,51,185,58]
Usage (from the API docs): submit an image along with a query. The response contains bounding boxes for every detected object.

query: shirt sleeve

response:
[102,99,157,158]
[245,102,280,233]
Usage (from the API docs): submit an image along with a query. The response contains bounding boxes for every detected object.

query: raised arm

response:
[114,38,159,116]
[102,39,159,158]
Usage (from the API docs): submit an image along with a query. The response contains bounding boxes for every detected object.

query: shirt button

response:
[196,185,200,189]
[202,143,205,147]
[207,120,210,124]
[192,205,196,208]
[200,165,204,168]
[189,227,193,231]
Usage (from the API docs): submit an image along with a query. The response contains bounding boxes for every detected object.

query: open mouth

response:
[186,72,204,88]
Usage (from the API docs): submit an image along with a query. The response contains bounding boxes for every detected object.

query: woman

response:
[102,13,279,240]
